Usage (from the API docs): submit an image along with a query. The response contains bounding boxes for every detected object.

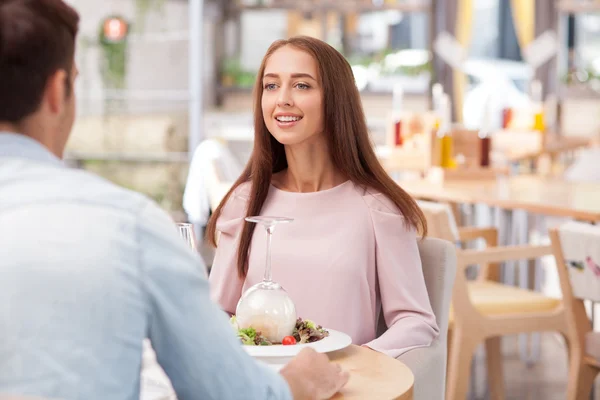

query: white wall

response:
[63,2,427,116]
[65,0,216,115]
[239,10,288,70]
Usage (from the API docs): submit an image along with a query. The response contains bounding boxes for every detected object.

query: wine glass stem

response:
[264,225,274,282]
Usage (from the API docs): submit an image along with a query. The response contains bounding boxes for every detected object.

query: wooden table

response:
[398,174,600,222]
[328,345,414,400]
[506,135,590,163]
[139,342,413,400]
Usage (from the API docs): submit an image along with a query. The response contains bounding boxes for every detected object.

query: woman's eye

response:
[264,83,277,90]
[296,83,310,90]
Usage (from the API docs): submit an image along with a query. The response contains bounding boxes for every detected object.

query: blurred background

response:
[55,2,600,399]
[62,0,600,219]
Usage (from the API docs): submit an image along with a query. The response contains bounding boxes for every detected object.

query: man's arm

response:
[137,202,292,400]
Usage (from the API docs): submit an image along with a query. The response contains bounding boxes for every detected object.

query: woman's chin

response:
[271,131,307,146]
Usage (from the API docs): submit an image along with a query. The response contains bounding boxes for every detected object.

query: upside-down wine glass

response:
[235,216,297,343]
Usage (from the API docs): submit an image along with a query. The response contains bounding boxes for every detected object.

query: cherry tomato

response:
[282,336,296,345]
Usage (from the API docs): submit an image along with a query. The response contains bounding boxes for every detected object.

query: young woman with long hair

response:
[206,36,438,358]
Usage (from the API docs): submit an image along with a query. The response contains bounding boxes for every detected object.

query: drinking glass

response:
[235,216,297,343]
[176,222,207,277]
[177,223,197,251]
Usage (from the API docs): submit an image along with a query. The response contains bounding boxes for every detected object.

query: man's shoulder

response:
[1,158,156,217]
[62,168,176,235]
[58,165,153,213]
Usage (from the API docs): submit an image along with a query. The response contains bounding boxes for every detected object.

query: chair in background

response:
[378,237,456,400]
[550,222,600,400]
[183,138,241,228]
[417,200,567,400]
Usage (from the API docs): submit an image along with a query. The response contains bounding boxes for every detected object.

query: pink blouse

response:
[208,180,439,358]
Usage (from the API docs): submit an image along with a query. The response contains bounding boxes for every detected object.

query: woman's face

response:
[261,45,324,146]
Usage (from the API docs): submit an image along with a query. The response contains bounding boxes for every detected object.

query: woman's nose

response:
[276,89,293,107]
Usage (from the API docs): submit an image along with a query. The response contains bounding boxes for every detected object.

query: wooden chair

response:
[550,222,600,400]
[417,200,567,400]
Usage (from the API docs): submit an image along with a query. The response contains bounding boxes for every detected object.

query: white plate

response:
[243,329,352,358]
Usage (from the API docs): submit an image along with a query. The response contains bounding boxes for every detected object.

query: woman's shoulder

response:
[230,181,252,201]
[356,185,417,238]
[217,181,251,233]
[354,184,403,217]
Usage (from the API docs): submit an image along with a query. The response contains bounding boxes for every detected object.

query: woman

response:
[207,36,439,358]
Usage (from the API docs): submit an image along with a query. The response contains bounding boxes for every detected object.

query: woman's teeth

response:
[276,116,301,122]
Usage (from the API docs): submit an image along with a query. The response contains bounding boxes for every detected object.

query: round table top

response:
[327,345,414,400]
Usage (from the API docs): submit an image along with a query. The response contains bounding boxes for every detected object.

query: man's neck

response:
[0,122,22,135]
[0,122,63,159]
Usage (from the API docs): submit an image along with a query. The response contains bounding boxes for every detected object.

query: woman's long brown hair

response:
[206,36,427,279]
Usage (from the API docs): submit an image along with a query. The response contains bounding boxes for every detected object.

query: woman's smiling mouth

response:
[275,114,303,128]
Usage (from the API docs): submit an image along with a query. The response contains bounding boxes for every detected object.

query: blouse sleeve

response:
[207,183,250,315]
[362,191,440,359]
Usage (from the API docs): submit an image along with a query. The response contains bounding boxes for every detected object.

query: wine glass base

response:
[245,216,293,225]
[254,281,283,291]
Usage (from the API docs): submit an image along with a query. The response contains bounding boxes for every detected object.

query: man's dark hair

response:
[0,0,79,123]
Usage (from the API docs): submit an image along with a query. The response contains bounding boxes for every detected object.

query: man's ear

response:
[45,69,68,114]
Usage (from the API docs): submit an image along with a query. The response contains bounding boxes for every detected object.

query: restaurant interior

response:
[61,0,600,399]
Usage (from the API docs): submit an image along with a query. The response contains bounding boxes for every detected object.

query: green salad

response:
[230,316,329,346]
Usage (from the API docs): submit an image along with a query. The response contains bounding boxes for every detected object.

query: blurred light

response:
[352,65,370,91]
[582,15,600,33]
[384,49,430,68]
[384,10,403,25]
[591,57,600,74]
[103,17,128,42]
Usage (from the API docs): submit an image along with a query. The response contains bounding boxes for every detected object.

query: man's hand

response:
[280,347,349,400]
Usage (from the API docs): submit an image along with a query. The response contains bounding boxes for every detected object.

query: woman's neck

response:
[275,136,346,193]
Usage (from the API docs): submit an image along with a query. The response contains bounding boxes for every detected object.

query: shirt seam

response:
[134,199,154,333]
[360,187,403,216]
